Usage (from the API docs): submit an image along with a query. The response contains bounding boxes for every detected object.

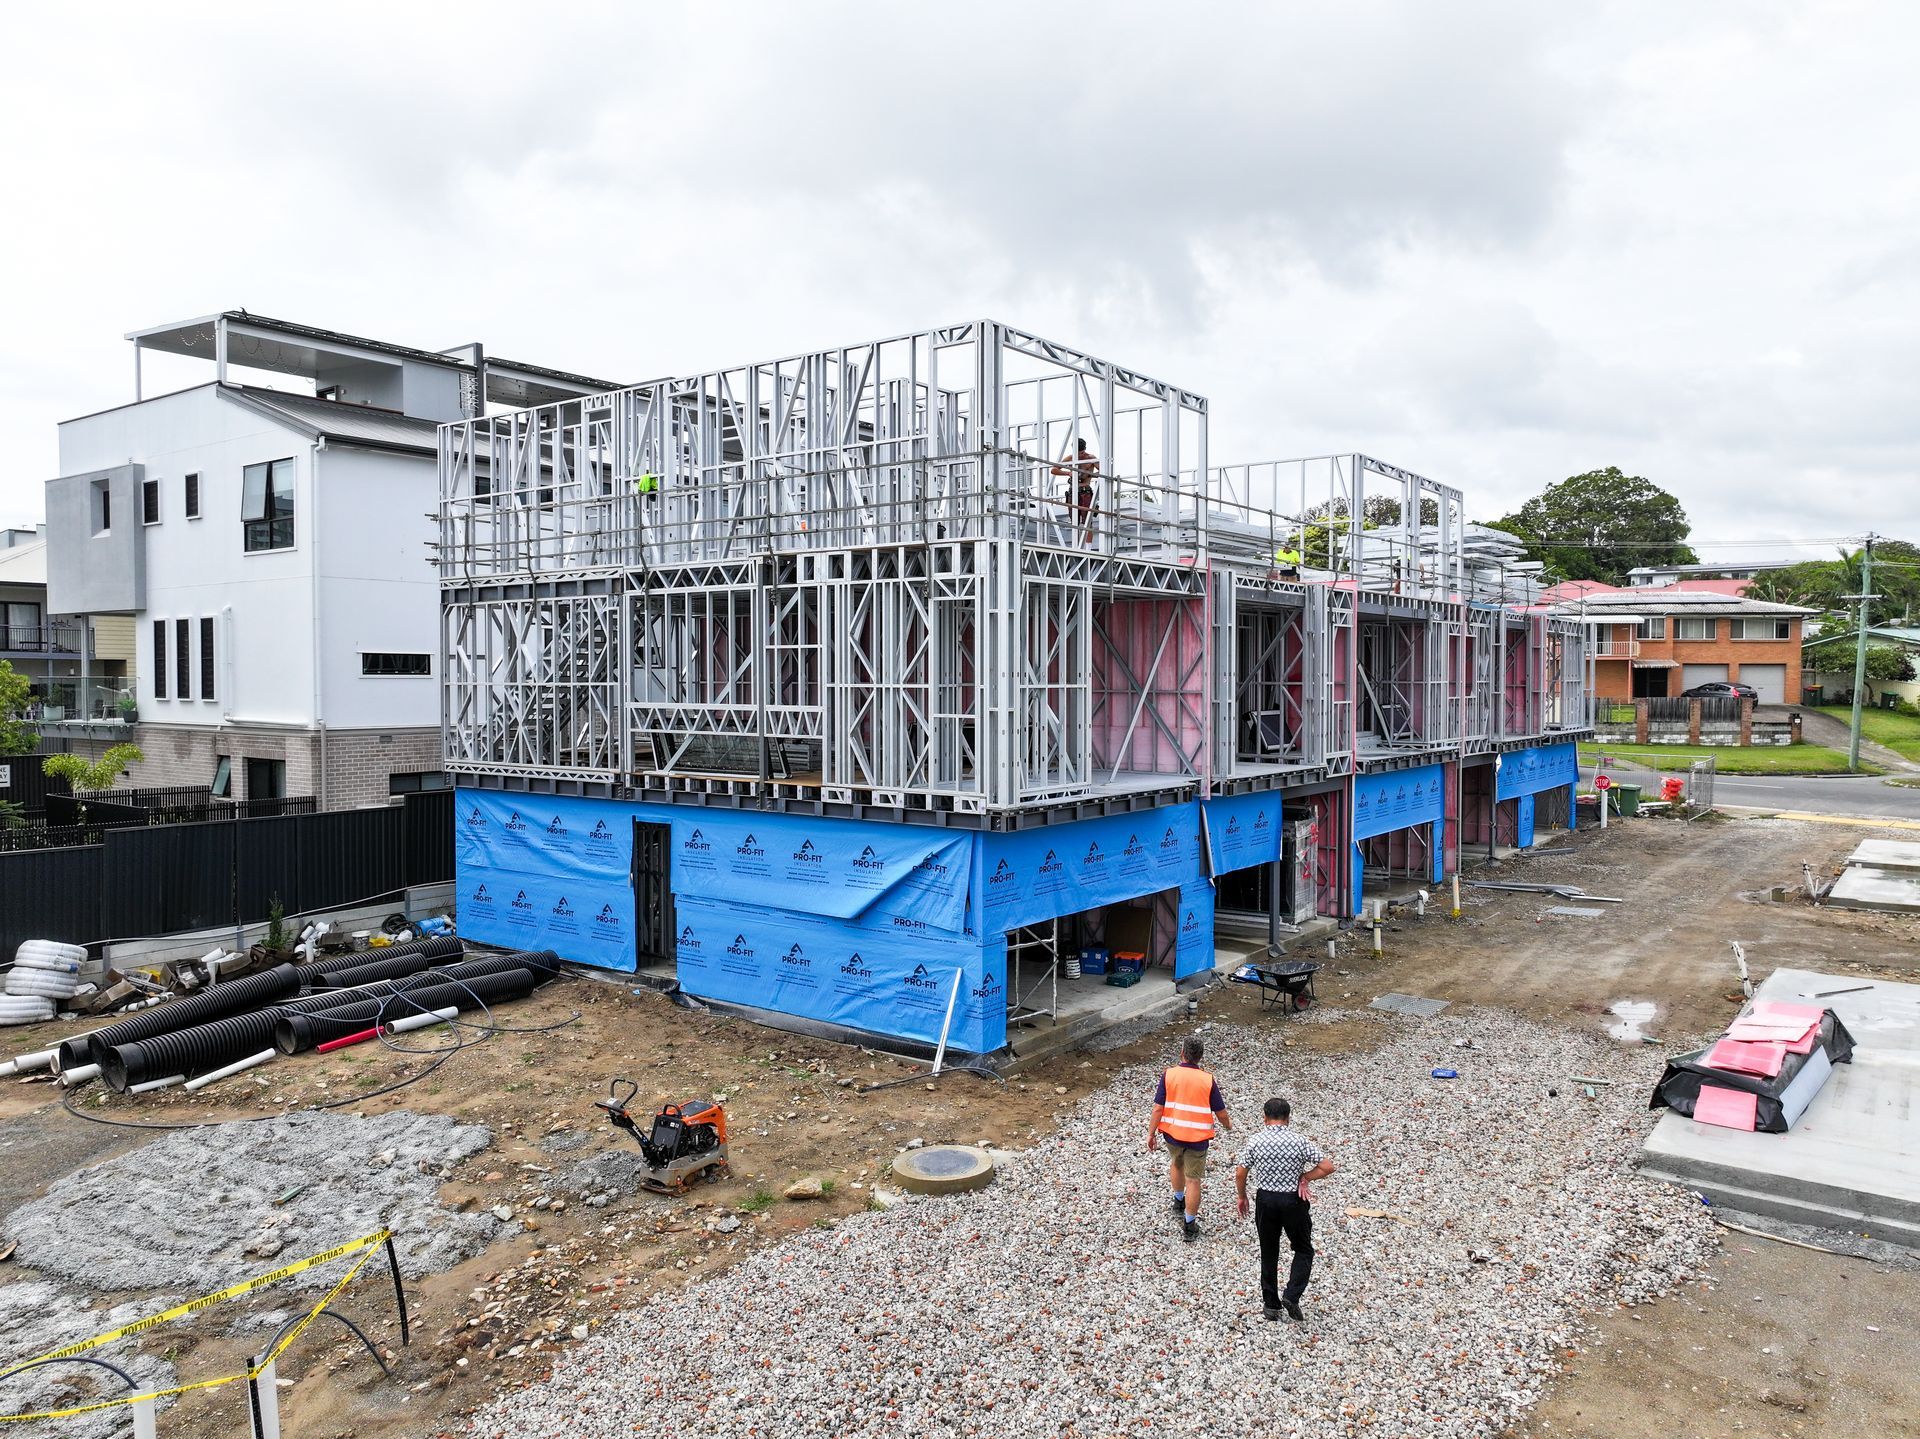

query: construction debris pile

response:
[0,935,560,1095]
[1651,1000,1854,1133]
[473,1010,1718,1439]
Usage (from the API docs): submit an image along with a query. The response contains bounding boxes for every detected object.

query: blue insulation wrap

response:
[980,804,1203,931]
[1495,741,1579,801]
[1173,880,1216,981]
[1202,791,1285,877]
[669,814,972,934]
[1352,764,1447,840]
[456,793,637,971]
[672,897,1006,1054]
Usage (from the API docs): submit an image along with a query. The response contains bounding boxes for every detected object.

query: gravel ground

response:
[472,1009,1718,1438]
[0,1280,178,1439]
[3,1110,504,1291]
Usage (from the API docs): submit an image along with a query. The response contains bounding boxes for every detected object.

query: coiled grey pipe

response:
[291,934,461,986]
[66,965,301,1070]
[273,968,539,1054]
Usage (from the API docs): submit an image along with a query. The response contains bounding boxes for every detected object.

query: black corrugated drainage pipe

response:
[66,965,302,1071]
[94,962,553,1090]
[319,948,557,990]
[292,934,461,986]
[272,968,539,1055]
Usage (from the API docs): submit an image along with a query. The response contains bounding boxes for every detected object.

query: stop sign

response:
[1594,774,1613,791]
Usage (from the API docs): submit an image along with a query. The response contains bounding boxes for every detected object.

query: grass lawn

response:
[1576,742,1881,776]
[1812,705,1920,761]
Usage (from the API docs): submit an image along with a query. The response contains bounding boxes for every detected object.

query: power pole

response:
[1847,534,1877,773]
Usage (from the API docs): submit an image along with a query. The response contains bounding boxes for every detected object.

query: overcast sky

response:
[3,2,1916,555]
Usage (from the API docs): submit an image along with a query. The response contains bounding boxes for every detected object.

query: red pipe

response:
[316,1025,382,1055]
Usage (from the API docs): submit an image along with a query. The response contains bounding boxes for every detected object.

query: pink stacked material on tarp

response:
[1650,1001,1856,1133]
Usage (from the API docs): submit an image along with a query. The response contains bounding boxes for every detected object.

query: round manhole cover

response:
[890,1144,997,1195]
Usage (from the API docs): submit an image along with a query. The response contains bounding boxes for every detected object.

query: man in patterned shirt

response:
[1234,1096,1336,1322]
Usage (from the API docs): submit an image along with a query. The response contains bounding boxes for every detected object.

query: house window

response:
[1641,618,1667,639]
[175,618,191,699]
[142,479,161,525]
[212,755,231,798]
[93,480,112,534]
[184,472,201,519]
[361,652,432,677]
[1675,617,1716,641]
[1734,617,1791,640]
[2,602,40,650]
[200,617,216,699]
[242,458,295,552]
[152,619,167,699]
[245,757,285,800]
[388,771,453,795]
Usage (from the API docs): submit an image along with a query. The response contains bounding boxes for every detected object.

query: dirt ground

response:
[1,811,1917,1438]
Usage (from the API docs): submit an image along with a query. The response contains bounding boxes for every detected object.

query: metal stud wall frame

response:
[437,320,1589,820]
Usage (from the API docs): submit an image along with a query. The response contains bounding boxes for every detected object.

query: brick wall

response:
[49,723,442,808]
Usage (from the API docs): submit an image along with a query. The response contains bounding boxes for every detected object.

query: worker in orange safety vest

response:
[1145,1034,1234,1241]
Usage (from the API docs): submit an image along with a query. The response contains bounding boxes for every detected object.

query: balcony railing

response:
[1589,637,1641,658]
[0,623,81,655]
[29,679,136,724]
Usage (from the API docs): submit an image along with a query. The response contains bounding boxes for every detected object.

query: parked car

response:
[1681,680,1758,700]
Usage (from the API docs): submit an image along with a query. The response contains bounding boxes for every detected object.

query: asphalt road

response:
[1581,765,1920,820]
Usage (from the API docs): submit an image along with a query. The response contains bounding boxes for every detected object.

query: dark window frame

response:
[242,457,296,552]
[200,617,216,700]
[142,478,161,525]
[388,771,453,795]
[211,754,231,797]
[184,472,201,520]
[175,617,191,699]
[152,619,167,699]
[361,652,433,677]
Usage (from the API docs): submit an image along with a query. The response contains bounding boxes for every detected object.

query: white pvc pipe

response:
[60,1063,101,1087]
[130,1073,186,1095]
[8,1049,55,1075]
[184,1048,276,1092]
[929,969,963,1077]
[387,1005,458,1035]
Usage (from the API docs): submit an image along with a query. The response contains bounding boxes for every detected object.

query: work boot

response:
[1263,1306,1280,1322]
[1183,1218,1200,1242]
[1282,1298,1303,1322]
[1170,1194,1186,1218]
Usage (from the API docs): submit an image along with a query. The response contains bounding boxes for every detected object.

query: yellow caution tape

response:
[0,1229,393,1424]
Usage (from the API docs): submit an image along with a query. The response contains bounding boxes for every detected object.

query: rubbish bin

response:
[1613,782,1642,816]
[1801,684,1822,706]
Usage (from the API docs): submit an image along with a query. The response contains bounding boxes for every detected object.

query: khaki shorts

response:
[1163,1138,1208,1180]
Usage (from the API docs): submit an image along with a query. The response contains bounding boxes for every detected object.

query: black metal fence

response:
[0,749,72,813]
[0,790,456,959]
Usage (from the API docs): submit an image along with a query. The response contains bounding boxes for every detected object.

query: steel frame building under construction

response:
[441,321,1589,1055]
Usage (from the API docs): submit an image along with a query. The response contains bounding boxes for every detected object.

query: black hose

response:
[66,965,302,1070]
[291,934,461,986]
[274,968,539,1054]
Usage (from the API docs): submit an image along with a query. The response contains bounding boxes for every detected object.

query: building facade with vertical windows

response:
[42,312,619,807]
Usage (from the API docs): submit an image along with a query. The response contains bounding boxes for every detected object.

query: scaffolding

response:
[437,320,1588,820]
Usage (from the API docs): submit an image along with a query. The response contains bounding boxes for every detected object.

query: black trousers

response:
[1255,1191,1313,1307]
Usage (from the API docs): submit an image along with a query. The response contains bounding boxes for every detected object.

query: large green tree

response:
[0,660,38,757]
[1488,467,1698,585]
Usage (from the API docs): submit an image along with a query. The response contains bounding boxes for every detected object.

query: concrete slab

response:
[1370,993,1450,1018]
[1637,968,1920,1248]
[1846,838,1920,874]
[1827,866,1920,913]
